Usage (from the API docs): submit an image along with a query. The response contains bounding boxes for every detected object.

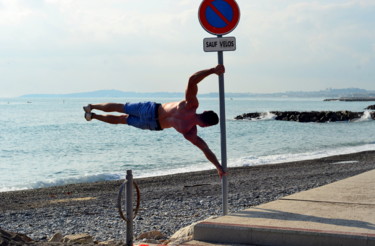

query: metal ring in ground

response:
[117,180,141,222]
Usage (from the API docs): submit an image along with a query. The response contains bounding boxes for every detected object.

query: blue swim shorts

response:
[124,102,162,131]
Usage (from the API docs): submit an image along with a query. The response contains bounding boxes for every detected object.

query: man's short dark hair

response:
[201,111,219,126]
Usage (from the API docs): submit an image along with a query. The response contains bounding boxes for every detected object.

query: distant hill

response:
[20,90,184,98]
[20,88,375,98]
[277,88,375,98]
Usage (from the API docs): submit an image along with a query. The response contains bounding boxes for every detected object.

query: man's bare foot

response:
[84,112,92,121]
[83,104,92,113]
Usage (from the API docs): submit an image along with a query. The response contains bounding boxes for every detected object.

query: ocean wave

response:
[0,173,123,192]
[353,110,373,122]
[249,112,277,121]
[230,143,375,167]
[2,143,375,192]
[0,186,30,193]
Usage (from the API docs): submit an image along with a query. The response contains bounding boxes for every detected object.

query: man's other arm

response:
[184,127,225,178]
[185,65,225,108]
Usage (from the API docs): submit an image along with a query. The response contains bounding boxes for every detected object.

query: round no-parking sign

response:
[199,0,240,36]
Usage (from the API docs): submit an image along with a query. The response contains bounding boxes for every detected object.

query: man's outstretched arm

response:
[184,127,226,178]
[185,65,225,107]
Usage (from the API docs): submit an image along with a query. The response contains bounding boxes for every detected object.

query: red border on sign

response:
[199,0,240,36]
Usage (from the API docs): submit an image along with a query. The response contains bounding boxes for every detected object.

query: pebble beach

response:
[1,151,375,244]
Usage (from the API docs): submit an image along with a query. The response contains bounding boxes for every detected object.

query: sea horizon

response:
[9,87,375,99]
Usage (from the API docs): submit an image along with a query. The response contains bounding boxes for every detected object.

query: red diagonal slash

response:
[208,2,231,25]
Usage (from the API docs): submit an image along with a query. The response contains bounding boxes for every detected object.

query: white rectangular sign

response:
[203,37,236,52]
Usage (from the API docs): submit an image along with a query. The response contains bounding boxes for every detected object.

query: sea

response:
[1,96,375,192]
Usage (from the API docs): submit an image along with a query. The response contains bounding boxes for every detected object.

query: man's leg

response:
[84,103,125,113]
[89,113,128,124]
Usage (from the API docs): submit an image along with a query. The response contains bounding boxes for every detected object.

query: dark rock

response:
[235,112,262,120]
[0,228,33,245]
[365,105,375,110]
[298,112,312,122]
[338,97,375,101]
[324,98,339,101]
[234,111,370,123]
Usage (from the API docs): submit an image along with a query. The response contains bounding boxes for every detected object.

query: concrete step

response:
[191,170,375,246]
[182,240,251,246]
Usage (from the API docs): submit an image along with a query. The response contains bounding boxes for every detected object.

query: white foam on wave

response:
[0,173,122,192]
[353,110,373,122]
[0,165,216,192]
[32,173,123,188]
[230,143,375,168]
[0,186,30,192]
[137,143,375,178]
[331,160,359,165]
[252,112,277,121]
[2,144,375,192]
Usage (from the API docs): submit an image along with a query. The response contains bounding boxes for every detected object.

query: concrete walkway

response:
[185,169,375,246]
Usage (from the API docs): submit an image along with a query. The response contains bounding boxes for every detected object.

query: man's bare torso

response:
[158,101,197,134]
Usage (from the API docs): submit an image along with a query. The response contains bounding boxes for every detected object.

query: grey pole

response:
[217,38,228,215]
[126,170,133,246]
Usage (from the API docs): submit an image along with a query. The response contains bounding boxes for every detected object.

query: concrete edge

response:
[198,221,375,238]
[194,221,375,246]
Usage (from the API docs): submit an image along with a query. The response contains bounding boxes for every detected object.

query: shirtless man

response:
[83,65,225,178]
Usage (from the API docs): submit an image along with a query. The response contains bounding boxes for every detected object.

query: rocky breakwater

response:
[235,110,375,122]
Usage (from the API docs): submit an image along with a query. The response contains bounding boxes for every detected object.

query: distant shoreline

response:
[324,97,375,101]
[18,88,375,99]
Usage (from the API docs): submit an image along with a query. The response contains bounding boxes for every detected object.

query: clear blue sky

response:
[1,0,374,97]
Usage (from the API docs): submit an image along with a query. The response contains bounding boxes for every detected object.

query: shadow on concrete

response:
[233,208,375,231]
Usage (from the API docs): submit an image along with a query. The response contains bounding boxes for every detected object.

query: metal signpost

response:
[198,0,240,215]
[125,171,133,246]
[117,170,141,246]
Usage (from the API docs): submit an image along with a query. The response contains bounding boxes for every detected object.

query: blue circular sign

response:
[199,0,240,35]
